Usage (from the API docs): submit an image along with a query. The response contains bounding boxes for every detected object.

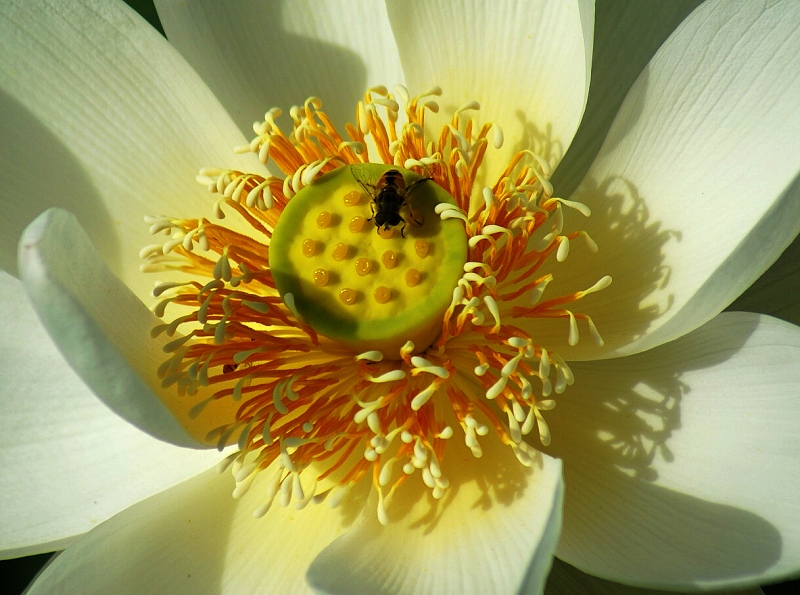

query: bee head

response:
[375,211,403,227]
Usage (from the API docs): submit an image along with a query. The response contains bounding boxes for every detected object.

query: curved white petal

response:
[728,232,800,327]
[17,208,216,447]
[0,271,221,558]
[26,467,356,594]
[308,438,563,595]
[553,0,703,197]
[545,558,765,595]
[0,0,265,301]
[542,312,800,590]
[542,0,800,360]
[386,0,593,179]
[155,0,403,135]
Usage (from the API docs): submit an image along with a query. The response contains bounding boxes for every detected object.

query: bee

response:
[351,165,431,237]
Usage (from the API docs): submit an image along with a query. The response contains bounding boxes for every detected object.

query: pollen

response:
[142,85,610,524]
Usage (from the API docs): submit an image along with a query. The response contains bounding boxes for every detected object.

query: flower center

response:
[142,86,610,523]
[268,164,467,357]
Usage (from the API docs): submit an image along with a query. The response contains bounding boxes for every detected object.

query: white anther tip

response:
[357,350,384,362]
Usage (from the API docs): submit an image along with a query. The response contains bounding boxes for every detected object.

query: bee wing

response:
[350,164,379,194]
[404,174,432,198]
[402,163,434,196]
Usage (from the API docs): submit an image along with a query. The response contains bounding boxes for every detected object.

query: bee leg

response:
[368,201,376,222]
[400,220,407,238]
[404,203,423,228]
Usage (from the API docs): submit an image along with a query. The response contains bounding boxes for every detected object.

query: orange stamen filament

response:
[142,86,610,523]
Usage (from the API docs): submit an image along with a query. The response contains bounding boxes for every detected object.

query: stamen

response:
[367,370,406,383]
[492,124,504,149]
[143,86,609,523]
[556,236,570,262]
[579,275,613,296]
[357,350,384,362]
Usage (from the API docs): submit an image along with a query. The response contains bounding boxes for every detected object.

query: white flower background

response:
[1,0,799,593]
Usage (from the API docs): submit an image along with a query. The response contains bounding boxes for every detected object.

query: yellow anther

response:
[414,239,430,258]
[356,350,384,362]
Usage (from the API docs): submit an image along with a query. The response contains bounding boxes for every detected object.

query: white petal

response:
[387,0,593,177]
[0,0,265,300]
[18,208,212,447]
[728,232,800,327]
[545,558,765,595]
[308,437,563,595]
[0,271,221,558]
[543,312,800,590]
[553,1,703,197]
[155,0,403,134]
[26,466,355,594]
[546,0,800,360]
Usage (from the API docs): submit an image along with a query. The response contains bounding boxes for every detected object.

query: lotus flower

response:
[1,0,798,593]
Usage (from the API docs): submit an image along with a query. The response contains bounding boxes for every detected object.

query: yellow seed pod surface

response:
[269,164,467,356]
